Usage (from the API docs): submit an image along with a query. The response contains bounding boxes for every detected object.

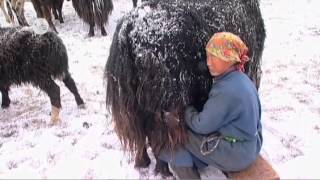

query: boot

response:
[170,165,201,180]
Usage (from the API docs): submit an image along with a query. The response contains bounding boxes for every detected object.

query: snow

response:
[1,0,320,179]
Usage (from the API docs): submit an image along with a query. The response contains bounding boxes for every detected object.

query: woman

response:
[160,32,263,179]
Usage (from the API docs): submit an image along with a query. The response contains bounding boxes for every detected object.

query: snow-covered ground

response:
[1,0,320,178]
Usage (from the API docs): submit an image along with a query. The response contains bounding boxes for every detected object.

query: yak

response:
[105,0,265,176]
[71,0,113,37]
[0,27,84,124]
[31,0,65,33]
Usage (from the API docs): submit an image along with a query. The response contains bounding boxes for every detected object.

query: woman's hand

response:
[163,110,180,128]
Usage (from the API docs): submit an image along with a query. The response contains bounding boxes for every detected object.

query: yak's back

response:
[107,1,212,113]
[0,27,68,81]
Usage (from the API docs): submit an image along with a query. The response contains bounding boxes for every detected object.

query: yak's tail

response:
[105,17,145,157]
[93,0,113,27]
[241,0,266,89]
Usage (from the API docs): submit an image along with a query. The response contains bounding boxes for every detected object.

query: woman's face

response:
[206,53,233,76]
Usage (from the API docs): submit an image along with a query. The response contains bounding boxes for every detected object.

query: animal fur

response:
[0,27,84,124]
[71,0,113,36]
[105,0,265,176]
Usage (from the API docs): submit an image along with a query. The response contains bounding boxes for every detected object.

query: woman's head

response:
[205,32,249,76]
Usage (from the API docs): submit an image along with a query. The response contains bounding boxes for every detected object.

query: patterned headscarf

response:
[206,32,249,72]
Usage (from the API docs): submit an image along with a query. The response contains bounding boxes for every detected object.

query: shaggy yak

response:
[0,27,84,124]
[71,0,113,37]
[105,0,265,176]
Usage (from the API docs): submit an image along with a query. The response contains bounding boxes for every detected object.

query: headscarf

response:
[206,32,249,72]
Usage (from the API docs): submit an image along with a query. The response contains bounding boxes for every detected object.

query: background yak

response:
[71,0,113,37]
[0,27,84,124]
[105,0,265,176]
[31,0,65,33]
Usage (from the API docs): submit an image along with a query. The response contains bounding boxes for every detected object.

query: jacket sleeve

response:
[184,90,236,135]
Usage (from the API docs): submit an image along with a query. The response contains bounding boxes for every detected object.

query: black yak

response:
[105,0,265,176]
[0,27,84,124]
[71,0,113,37]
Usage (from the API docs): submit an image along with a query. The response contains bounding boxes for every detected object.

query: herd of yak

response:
[0,0,266,177]
[0,0,114,36]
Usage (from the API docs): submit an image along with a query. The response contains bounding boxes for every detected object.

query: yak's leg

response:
[39,78,61,124]
[0,0,11,23]
[17,8,29,26]
[0,84,11,108]
[154,156,173,177]
[52,8,59,20]
[132,0,137,7]
[41,6,57,33]
[6,0,15,23]
[100,24,107,36]
[87,3,95,37]
[31,0,43,18]
[62,73,84,107]
[57,3,64,23]
[13,1,29,26]
[134,145,151,168]
[88,24,94,37]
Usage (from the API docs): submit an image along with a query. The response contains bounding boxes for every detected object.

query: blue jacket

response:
[184,68,263,171]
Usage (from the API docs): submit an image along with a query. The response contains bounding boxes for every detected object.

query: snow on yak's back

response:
[0,27,84,124]
[105,0,265,176]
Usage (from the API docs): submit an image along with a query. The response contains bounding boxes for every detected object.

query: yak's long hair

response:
[72,0,113,27]
[105,0,265,158]
[0,27,68,87]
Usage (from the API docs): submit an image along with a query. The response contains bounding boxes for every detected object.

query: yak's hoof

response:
[155,160,173,177]
[134,154,151,168]
[76,98,85,106]
[1,100,10,108]
[50,116,61,125]
[50,106,61,125]
[1,103,10,109]
[78,103,86,109]
[88,32,94,37]
[101,31,107,36]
